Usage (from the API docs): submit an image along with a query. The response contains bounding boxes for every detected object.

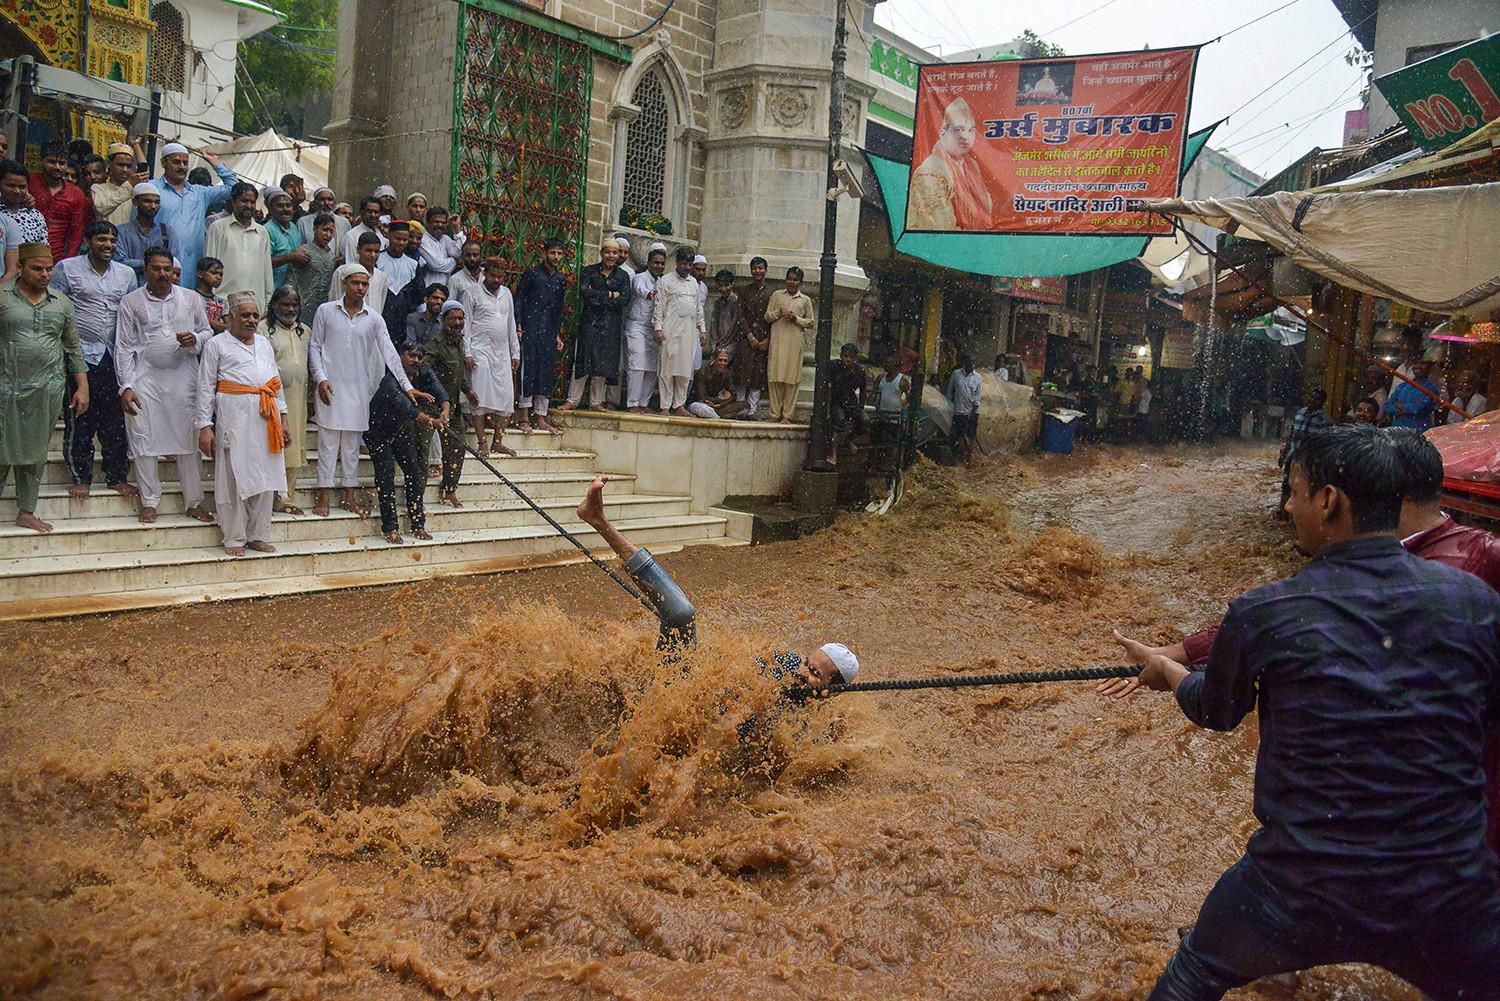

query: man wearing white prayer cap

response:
[113,182,174,279]
[574,475,858,687]
[151,140,239,287]
[298,186,350,248]
[690,253,710,371]
[372,184,398,215]
[308,261,427,518]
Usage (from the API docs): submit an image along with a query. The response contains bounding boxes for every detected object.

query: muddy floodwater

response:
[0,443,1425,999]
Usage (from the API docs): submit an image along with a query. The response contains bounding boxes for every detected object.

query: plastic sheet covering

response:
[1425,408,1500,483]
[921,370,1037,455]
[201,129,329,195]
[1139,182,1500,316]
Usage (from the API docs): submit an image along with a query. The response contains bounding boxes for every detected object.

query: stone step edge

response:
[0,514,729,578]
[0,492,689,539]
[0,543,699,623]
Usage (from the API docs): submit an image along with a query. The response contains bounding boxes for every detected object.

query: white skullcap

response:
[312,186,334,198]
[160,142,189,159]
[438,299,465,316]
[692,254,708,265]
[132,181,158,198]
[372,184,396,199]
[334,263,369,285]
[261,185,287,204]
[615,236,631,249]
[406,191,427,203]
[648,241,667,254]
[820,643,859,684]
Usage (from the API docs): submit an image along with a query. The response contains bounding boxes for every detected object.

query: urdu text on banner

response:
[907,47,1198,237]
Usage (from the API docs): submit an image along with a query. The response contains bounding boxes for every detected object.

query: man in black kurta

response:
[561,239,631,412]
[366,340,448,544]
[514,237,569,433]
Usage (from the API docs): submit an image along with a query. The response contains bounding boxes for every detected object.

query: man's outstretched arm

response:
[576,476,636,561]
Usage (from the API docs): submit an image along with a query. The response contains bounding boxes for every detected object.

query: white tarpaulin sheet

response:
[201,129,329,194]
[1139,182,1500,316]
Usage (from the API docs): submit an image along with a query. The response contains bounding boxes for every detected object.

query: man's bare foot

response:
[225,545,246,557]
[247,540,276,553]
[576,475,608,525]
[68,483,90,500]
[384,531,404,544]
[185,503,214,522]
[112,482,140,501]
[535,416,561,435]
[413,528,432,541]
[519,422,534,435]
[628,407,648,414]
[441,491,463,507]
[671,406,693,418]
[659,409,671,417]
[487,435,505,455]
[556,401,578,412]
[427,464,441,478]
[496,442,518,458]
[139,505,157,524]
[16,512,53,533]
[272,501,304,516]
[590,402,613,412]
[314,489,331,517]
[342,491,369,518]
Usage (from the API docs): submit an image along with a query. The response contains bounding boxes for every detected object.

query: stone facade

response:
[330,0,871,352]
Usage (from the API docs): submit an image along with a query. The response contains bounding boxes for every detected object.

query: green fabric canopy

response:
[865,124,1218,278]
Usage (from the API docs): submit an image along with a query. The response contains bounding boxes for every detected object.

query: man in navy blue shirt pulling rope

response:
[1117,424,1500,1000]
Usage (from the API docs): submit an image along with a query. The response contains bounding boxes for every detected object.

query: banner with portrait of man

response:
[907,47,1197,236]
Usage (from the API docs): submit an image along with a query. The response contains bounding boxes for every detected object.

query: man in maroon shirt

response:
[28,143,89,261]
[1104,428,1500,857]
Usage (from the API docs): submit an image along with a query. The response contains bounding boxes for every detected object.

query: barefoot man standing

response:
[0,243,89,533]
[195,292,289,557]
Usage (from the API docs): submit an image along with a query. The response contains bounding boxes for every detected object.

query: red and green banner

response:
[1375,34,1500,151]
[908,47,1196,236]
[993,275,1066,303]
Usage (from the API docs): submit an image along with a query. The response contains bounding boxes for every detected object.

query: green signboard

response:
[1374,34,1500,151]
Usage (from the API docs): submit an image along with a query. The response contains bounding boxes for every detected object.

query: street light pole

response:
[805,0,847,472]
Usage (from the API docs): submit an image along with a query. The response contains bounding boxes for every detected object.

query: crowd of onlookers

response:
[0,135,860,554]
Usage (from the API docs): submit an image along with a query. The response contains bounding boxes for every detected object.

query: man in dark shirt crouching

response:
[1117,423,1500,1001]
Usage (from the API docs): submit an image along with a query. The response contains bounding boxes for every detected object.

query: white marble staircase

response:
[0,421,736,620]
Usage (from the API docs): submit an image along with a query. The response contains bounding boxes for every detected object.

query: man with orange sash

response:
[195,291,288,556]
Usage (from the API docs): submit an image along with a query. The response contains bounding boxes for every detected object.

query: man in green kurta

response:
[1,244,89,532]
[425,299,478,507]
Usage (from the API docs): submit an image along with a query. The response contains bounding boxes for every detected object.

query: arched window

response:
[148,2,186,94]
[622,68,670,216]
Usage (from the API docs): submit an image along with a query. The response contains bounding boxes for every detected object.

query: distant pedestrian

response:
[827,342,866,465]
[765,266,814,422]
[946,352,981,465]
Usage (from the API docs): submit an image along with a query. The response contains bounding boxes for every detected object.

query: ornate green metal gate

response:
[450,0,594,286]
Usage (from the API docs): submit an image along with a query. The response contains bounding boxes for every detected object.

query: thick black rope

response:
[785,665,1141,702]
[442,426,662,619]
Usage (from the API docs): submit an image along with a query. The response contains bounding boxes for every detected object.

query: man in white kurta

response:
[308,263,415,518]
[203,182,274,315]
[623,248,665,412]
[652,248,706,416]
[195,293,289,556]
[458,259,520,457]
[116,248,214,524]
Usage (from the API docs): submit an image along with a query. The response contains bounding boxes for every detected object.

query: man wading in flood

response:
[1113,425,1500,1000]
[573,475,858,690]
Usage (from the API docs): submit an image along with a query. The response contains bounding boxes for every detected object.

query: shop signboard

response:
[909,47,1197,235]
[1160,328,1196,368]
[992,275,1067,303]
[1374,34,1500,151]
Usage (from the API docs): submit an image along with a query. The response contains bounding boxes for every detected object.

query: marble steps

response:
[0,491,690,559]
[38,446,595,485]
[0,470,636,521]
[0,513,729,607]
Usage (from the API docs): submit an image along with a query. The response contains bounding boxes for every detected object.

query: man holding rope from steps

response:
[1108,424,1500,1000]
[573,474,858,690]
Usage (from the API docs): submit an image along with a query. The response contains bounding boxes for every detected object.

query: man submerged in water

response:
[574,475,859,689]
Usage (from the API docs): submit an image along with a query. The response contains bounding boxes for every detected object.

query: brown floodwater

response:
[0,442,1425,999]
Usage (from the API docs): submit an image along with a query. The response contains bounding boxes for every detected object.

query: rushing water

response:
[0,444,1422,999]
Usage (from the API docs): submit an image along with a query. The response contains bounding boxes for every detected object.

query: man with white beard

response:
[309,262,425,518]
[458,257,521,457]
[623,247,666,413]
[116,246,214,525]
[195,293,289,556]
[652,246,706,418]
